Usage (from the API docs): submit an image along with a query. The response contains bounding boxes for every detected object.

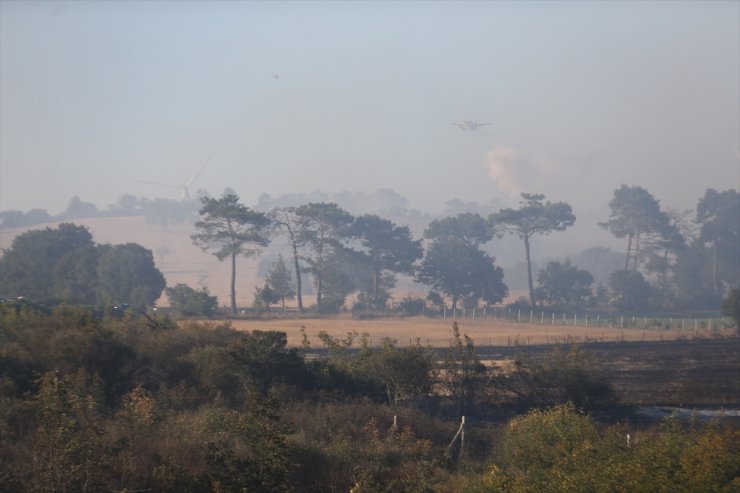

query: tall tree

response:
[490,193,575,308]
[695,189,740,296]
[293,203,354,313]
[349,214,423,307]
[191,193,270,315]
[269,207,309,312]
[599,185,672,271]
[416,236,507,312]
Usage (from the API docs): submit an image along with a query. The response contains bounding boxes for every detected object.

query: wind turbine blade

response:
[731,141,740,160]
[138,180,183,190]
[186,150,216,187]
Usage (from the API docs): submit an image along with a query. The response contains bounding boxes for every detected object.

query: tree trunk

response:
[291,241,303,313]
[373,267,380,304]
[524,234,537,308]
[230,252,237,315]
[713,236,720,295]
[624,233,633,270]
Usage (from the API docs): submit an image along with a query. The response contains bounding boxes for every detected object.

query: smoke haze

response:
[1,1,737,220]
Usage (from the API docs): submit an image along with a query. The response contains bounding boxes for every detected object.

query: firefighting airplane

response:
[449,120,491,131]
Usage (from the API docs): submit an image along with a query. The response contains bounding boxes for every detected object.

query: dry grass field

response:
[207,315,735,348]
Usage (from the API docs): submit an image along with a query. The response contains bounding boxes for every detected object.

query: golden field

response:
[199,315,734,348]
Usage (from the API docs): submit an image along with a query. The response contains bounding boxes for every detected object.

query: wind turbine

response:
[140,150,215,201]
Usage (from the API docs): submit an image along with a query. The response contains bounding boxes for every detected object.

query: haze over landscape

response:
[1,1,738,214]
[1,0,739,304]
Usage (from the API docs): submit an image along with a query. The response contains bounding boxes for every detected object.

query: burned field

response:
[477,337,740,408]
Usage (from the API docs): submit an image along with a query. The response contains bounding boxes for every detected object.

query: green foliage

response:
[425,212,493,245]
[294,202,355,313]
[416,237,507,311]
[536,260,594,308]
[696,189,740,295]
[481,405,740,493]
[358,338,435,408]
[265,254,296,311]
[609,269,652,311]
[490,193,576,308]
[97,243,166,307]
[191,193,271,314]
[254,282,282,312]
[350,214,423,308]
[166,283,218,317]
[0,223,165,309]
[1,305,737,492]
[600,185,675,273]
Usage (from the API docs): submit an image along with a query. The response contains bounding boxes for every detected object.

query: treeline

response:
[0,194,199,230]
[1,305,737,492]
[1,186,738,315]
[197,187,738,316]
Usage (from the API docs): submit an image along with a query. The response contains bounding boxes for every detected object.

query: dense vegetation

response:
[1,304,737,492]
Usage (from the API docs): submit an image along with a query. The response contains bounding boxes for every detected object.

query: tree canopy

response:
[490,193,575,308]
[536,260,594,309]
[349,214,422,308]
[191,193,270,314]
[0,223,164,308]
[293,202,354,313]
[416,236,507,311]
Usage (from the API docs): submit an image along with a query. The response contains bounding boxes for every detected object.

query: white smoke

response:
[483,144,556,200]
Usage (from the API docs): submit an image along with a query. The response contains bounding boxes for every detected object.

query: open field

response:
[210,315,736,348]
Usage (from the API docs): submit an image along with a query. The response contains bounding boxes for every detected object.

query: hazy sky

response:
[1,0,738,218]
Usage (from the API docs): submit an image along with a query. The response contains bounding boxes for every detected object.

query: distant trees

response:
[536,260,594,309]
[0,223,165,308]
[600,185,674,271]
[191,193,271,315]
[695,189,740,296]
[97,243,165,308]
[349,214,422,309]
[490,193,576,308]
[166,283,218,317]
[293,203,354,313]
[264,255,296,312]
[608,269,652,311]
[416,236,507,312]
[270,207,309,312]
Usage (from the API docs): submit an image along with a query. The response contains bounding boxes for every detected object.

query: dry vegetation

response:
[212,316,734,348]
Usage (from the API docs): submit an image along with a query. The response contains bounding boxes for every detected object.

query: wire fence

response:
[412,306,734,332]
